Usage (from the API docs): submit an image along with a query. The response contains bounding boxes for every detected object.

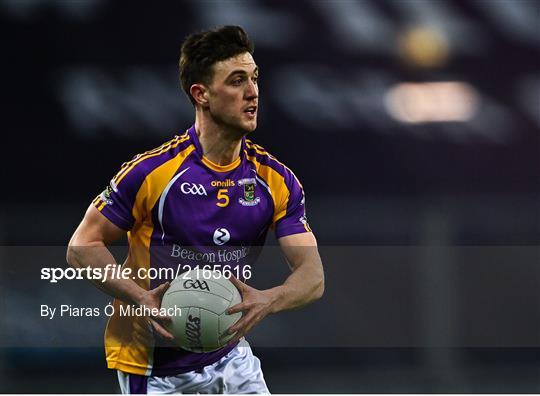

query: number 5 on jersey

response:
[216,188,229,207]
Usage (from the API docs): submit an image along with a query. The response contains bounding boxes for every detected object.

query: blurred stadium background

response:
[0,0,539,393]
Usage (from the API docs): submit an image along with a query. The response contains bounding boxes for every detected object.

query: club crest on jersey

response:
[100,185,114,205]
[237,178,260,206]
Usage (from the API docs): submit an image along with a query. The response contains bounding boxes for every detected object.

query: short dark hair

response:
[179,25,254,106]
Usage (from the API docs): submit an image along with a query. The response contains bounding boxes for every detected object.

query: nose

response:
[245,78,258,100]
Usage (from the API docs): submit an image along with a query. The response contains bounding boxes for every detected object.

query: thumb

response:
[153,281,170,298]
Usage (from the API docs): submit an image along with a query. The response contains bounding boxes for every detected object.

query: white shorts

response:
[117,340,270,394]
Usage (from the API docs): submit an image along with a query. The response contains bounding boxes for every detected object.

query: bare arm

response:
[227,232,324,342]
[66,205,173,339]
[268,231,325,312]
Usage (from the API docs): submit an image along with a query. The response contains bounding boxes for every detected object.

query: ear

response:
[190,83,209,107]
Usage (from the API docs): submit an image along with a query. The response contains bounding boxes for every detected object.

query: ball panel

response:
[160,270,242,353]
[218,310,241,345]
[182,307,202,352]
[163,290,230,315]
[163,305,188,342]
[168,273,235,301]
[199,308,220,352]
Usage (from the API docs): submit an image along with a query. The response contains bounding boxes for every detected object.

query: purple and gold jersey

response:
[92,125,311,376]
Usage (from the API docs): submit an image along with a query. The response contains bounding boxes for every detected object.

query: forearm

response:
[66,243,145,305]
[268,256,324,313]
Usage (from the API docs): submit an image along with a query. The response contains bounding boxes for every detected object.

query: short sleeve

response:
[273,173,312,239]
[93,160,148,231]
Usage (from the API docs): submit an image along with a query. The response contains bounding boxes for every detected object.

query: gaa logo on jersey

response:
[237,178,260,206]
[181,182,207,196]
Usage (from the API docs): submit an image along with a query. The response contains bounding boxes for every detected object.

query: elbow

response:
[66,239,79,269]
[66,232,105,268]
[66,232,86,269]
[313,274,325,301]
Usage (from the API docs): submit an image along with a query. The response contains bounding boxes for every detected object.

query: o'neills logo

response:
[186,314,202,348]
[211,179,235,187]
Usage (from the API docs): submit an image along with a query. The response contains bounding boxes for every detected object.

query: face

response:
[203,52,259,135]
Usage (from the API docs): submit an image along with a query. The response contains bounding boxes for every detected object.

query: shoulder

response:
[244,139,301,188]
[112,132,195,188]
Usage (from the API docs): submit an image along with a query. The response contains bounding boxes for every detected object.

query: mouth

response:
[243,105,257,117]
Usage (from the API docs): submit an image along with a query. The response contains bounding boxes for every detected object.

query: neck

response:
[194,112,243,166]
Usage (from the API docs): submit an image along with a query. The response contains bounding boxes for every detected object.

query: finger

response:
[228,334,244,345]
[226,324,246,344]
[150,318,174,340]
[219,328,237,341]
[153,282,170,298]
[228,327,248,345]
[152,312,172,323]
[227,302,248,315]
[228,312,264,344]
[227,311,255,334]
[229,319,258,344]
[228,274,247,293]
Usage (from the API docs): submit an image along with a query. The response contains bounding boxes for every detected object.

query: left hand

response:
[225,275,279,344]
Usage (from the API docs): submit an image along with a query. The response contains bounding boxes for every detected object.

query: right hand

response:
[136,282,174,341]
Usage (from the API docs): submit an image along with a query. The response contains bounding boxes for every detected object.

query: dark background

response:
[0,0,539,393]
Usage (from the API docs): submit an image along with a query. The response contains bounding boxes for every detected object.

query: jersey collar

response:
[188,125,245,173]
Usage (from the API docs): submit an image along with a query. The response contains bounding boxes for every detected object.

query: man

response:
[67,25,324,394]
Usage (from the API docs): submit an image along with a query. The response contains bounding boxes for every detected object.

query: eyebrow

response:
[225,66,259,80]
